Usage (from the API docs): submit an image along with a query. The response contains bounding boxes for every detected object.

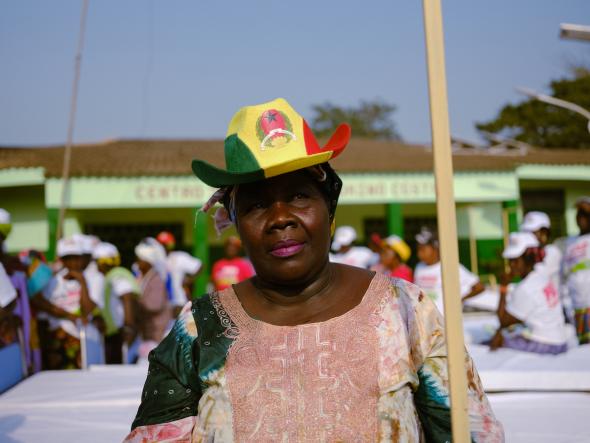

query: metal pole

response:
[122,342,129,365]
[17,327,28,378]
[560,23,590,42]
[78,319,88,370]
[467,206,478,275]
[516,87,590,134]
[422,1,470,441]
[56,0,90,241]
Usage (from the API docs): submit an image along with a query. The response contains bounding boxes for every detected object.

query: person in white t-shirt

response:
[413,227,484,314]
[563,196,590,345]
[490,232,567,354]
[38,237,98,369]
[93,242,140,364]
[73,233,104,309]
[156,231,202,315]
[0,262,18,347]
[329,226,376,269]
[0,210,19,346]
[520,211,567,316]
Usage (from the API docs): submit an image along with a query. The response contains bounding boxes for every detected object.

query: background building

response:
[2,139,589,292]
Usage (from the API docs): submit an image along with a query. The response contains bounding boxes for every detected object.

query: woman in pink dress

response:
[125,98,503,442]
[379,234,414,283]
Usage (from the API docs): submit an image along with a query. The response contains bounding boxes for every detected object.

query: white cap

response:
[520,211,550,232]
[502,232,539,259]
[331,226,357,251]
[92,242,119,260]
[575,196,590,206]
[415,226,438,247]
[57,237,84,257]
[0,209,10,224]
[72,233,100,254]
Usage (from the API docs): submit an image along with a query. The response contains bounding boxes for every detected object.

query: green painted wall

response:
[1,166,587,278]
[0,186,48,253]
[333,204,387,243]
[386,203,404,237]
[458,239,505,276]
[456,202,503,239]
[193,209,210,297]
[565,185,590,236]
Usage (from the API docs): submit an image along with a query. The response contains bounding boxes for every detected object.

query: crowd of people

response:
[329,195,590,355]
[491,198,590,354]
[1,195,590,376]
[0,209,257,373]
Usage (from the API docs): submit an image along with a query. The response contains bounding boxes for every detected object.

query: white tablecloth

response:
[1,356,589,442]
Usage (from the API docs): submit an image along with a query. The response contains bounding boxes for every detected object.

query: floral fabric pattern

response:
[125,274,504,442]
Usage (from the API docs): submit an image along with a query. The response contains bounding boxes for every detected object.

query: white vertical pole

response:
[422,1,470,441]
[56,0,90,241]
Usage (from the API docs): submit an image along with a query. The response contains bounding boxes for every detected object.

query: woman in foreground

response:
[125,98,503,442]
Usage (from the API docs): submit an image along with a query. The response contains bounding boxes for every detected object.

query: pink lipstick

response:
[270,240,304,258]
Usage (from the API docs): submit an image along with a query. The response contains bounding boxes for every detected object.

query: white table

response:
[1,352,589,442]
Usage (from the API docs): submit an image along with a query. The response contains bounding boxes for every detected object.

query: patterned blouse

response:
[125,273,503,442]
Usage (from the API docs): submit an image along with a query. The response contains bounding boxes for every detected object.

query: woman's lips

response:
[270,240,305,258]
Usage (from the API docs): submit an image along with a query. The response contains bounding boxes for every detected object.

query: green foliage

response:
[310,99,401,140]
[476,69,590,149]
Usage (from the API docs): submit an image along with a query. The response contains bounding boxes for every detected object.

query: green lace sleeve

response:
[131,302,201,430]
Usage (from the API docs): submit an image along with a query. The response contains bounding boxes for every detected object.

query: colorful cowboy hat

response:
[192,98,351,187]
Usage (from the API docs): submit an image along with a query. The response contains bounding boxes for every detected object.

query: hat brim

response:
[575,196,590,207]
[192,123,351,188]
[502,245,524,259]
[520,221,545,232]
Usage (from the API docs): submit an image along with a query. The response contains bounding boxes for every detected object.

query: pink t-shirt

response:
[212,257,255,290]
[389,263,413,283]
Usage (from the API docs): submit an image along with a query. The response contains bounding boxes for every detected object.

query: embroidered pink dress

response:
[125,273,503,442]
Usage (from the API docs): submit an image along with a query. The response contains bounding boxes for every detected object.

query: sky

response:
[1,0,589,147]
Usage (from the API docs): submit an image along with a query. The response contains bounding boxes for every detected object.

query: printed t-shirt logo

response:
[256,109,296,150]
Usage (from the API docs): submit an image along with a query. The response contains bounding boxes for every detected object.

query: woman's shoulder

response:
[188,289,240,338]
[373,271,428,303]
[371,273,442,327]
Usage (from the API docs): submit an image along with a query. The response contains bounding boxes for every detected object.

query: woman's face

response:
[417,244,439,265]
[61,255,83,272]
[508,256,529,278]
[136,258,152,276]
[235,170,331,286]
[379,248,398,269]
[577,203,590,234]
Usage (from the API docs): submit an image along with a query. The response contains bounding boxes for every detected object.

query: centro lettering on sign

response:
[340,182,387,198]
[339,177,436,203]
[134,184,206,202]
[389,181,435,198]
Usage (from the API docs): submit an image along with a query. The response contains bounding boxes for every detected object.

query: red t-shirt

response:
[389,263,413,283]
[211,257,255,290]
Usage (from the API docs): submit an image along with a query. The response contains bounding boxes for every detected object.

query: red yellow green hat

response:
[192,98,351,187]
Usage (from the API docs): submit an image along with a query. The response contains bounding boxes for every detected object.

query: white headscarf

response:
[135,237,168,280]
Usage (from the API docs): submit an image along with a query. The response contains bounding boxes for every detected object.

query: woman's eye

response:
[248,201,264,211]
[292,193,308,200]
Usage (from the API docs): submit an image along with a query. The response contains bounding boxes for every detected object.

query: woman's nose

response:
[266,202,297,231]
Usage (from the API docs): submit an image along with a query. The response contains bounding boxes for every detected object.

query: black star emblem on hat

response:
[265,111,278,123]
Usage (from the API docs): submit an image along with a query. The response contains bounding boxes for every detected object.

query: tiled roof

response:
[1,138,589,177]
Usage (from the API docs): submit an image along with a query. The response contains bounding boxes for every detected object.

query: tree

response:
[310,99,401,140]
[476,68,590,149]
